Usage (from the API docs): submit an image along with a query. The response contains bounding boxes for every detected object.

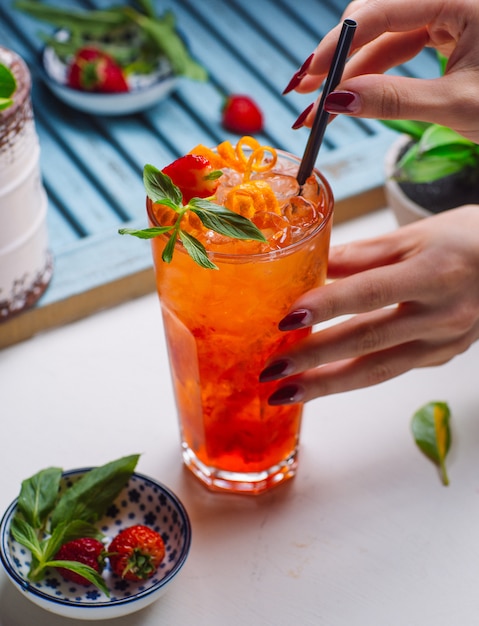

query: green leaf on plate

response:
[411,401,451,486]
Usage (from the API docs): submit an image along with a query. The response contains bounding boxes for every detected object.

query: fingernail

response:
[279,309,312,331]
[283,53,314,94]
[259,359,293,383]
[324,90,360,114]
[268,384,305,406]
[292,103,314,129]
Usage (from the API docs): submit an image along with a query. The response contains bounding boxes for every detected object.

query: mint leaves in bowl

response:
[14,0,207,115]
[0,455,191,620]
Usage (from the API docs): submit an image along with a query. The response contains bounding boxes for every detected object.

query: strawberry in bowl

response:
[17,1,207,115]
[67,47,129,94]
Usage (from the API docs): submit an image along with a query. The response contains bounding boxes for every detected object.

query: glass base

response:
[181,444,298,495]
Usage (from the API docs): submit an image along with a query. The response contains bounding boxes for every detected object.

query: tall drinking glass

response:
[147,149,333,494]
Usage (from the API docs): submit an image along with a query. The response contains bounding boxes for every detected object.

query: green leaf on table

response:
[50,454,139,530]
[411,401,451,486]
[16,467,62,530]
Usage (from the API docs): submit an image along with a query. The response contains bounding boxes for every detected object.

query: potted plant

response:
[382,54,479,225]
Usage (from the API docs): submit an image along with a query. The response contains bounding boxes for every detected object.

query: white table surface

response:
[1,208,478,626]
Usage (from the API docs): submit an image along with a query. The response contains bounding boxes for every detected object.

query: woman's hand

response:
[289,0,479,142]
[260,206,479,403]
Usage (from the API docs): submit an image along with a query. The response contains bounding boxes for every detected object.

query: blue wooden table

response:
[0,0,438,347]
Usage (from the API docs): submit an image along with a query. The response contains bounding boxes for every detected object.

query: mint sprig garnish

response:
[119,164,267,270]
[10,454,140,596]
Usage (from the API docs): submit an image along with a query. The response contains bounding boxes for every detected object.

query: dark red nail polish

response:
[291,103,314,130]
[279,309,311,331]
[324,90,360,114]
[283,72,303,95]
[268,384,305,406]
[282,53,314,94]
[259,359,292,383]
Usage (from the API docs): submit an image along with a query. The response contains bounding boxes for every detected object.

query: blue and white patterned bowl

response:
[41,30,178,116]
[0,469,191,620]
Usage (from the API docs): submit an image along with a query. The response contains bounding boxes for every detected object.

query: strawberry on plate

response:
[54,537,106,586]
[222,94,264,134]
[162,153,222,203]
[109,525,165,581]
[67,47,129,93]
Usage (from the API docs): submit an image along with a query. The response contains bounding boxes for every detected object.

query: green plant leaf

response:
[189,198,267,242]
[143,164,183,207]
[179,230,218,269]
[380,119,431,141]
[0,63,17,109]
[437,51,448,76]
[15,467,63,530]
[411,401,451,486]
[419,124,475,153]
[50,454,139,530]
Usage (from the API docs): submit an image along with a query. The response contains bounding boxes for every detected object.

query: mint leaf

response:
[119,226,173,239]
[179,230,218,269]
[189,199,267,242]
[143,164,183,206]
[127,9,208,81]
[16,467,62,530]
[10,516,43,562]
[162,228,178,263]
[43,520,103,564]
[46,560,110,596]
[50,454,139,530]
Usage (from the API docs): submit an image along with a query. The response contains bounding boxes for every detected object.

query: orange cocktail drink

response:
[146,139,333,494]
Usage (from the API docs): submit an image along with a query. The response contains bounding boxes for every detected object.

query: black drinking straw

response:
[297,19,357,186]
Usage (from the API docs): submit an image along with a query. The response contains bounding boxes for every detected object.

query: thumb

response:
[324,73,479,143]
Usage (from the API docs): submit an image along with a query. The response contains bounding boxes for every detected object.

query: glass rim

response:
[146,150,334,263]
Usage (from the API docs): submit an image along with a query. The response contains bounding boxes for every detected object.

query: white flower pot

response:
[384,135,433,226]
